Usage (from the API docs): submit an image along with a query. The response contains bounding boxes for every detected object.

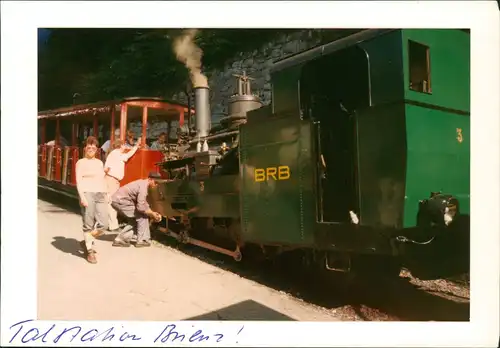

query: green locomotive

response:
[149,29,470,280]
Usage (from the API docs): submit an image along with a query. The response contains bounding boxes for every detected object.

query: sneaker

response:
[135,240,151,248]
[87,250,97,264]
[112,239,131,247]
[108,228,121,234]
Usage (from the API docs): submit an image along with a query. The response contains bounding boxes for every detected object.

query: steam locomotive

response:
[148,28,471,280]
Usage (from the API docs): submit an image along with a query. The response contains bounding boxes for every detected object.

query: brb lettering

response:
[254,165,290,182]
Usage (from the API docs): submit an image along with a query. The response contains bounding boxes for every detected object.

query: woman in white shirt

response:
[104,137,141,232]
[75,136,109,264]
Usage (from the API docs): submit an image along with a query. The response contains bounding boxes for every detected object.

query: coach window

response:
[59,119,72,147]
[408,40,432,94]
[122,105,146,146]
[44,119,57,145]
[147,108,180,146]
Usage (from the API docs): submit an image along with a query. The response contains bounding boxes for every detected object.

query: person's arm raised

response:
[122,137,142,162]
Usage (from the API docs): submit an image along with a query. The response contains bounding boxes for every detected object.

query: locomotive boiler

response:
[148,28,471,280]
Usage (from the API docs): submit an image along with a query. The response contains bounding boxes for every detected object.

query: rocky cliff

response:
[130,30,322,138]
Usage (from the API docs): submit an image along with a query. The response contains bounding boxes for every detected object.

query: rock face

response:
[130,30,321,139]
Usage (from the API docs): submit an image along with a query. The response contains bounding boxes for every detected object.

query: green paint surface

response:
[402,29,470,112]
[239,115,315,245]
[403,105,470,226]
[401,29,470,227]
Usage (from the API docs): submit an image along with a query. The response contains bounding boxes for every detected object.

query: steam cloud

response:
[173,29,208,88]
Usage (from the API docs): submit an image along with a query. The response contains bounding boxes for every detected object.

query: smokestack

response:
[194,86,211,139]
[172,29,211,150]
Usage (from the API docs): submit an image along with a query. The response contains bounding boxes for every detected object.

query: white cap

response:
[114,129,120,136]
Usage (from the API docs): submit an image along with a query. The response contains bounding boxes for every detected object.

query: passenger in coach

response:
[103,137,142,233]
[110,172,163,248]
[101,129,120,157]
[150,132,168,151]
[124,130,137,148]
[46,135,69,147]
[126,129,149,149]
[75,136,109,264]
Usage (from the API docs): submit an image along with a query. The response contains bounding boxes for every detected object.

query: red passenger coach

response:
[38,97,193,198]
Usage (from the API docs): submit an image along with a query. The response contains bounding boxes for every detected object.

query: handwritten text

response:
[8,319,240,345]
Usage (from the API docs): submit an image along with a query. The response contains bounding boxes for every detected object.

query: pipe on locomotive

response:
[194,86,211,152]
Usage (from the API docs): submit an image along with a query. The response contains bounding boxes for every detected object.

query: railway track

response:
[150,232,470,321]
[39,187,470,321]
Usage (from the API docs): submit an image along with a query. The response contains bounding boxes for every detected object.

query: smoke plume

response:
[173,29,208,88]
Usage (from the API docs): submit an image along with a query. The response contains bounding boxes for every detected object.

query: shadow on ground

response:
[41,188,119,256]
[51,236,85,259]
[96,234,117,242]
[184,299,296,321]
[40,208,76,214]
[152,233,470,322]
[347,275,469,321]
[39,190,470,322]
[50,231,118,260]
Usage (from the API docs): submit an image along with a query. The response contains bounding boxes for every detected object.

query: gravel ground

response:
[150,236,470,321]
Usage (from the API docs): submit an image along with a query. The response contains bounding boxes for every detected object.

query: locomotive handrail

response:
[188,130,239,145]
[270,29,392,74]
[198,162,215,167]
[158,156,196,170]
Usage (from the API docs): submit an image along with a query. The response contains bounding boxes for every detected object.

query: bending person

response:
[111,172,162,248]
[104,137,141,233]
[75,136,109,264]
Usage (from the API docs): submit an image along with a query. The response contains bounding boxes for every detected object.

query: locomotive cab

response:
[265,29,470,279]
[299,45,369,224]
